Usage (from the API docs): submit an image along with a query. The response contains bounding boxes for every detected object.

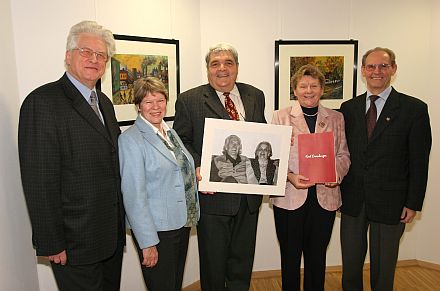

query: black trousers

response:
[133,227,190,291]
[341,204,405,291]
[274,189,336,291]
[51,241,124,291]
[197,196,259,291]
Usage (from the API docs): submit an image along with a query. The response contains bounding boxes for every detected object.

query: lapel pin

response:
[386,117,391,121]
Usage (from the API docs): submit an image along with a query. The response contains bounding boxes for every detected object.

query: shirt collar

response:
[66,71,96,103]
[139,114,170,134]
[215,84,239,98]
[366,86,392,103]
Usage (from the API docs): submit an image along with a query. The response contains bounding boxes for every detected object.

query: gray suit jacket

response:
[173,83,266,215]
[340,88,432,224]
[19,73,124,265]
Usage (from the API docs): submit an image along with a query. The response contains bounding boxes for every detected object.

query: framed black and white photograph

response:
[199,118,292,196]
[275,40,358,110]
[100,34,179,126]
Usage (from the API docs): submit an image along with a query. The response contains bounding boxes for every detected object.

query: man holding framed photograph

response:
[173,43,266,291]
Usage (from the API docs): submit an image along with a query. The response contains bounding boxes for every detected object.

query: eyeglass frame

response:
[72,47,108,62]
[363,63,393,72]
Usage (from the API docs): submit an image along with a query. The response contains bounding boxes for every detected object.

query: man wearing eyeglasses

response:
[18,21,125,291]
[339,47,432,291]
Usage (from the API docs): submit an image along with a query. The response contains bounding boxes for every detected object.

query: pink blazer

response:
[271,101,350,211]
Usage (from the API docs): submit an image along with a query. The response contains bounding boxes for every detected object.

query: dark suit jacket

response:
[18,73,124,265]
[173,83,266,215]
[340,88,431,224]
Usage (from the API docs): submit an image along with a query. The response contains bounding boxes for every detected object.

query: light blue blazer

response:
[119,116,199,249]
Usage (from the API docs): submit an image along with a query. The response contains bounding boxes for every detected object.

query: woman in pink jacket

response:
[271,64,350,291]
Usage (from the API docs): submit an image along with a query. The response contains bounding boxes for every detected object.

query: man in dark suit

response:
[173,43,266,291]
[18,21,125,291]
[339,47,432,291]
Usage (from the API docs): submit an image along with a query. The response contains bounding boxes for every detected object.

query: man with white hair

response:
[19,20,124,291]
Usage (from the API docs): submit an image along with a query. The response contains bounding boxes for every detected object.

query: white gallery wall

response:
[418,0,440,264]
[2,0,439,290]
[0,0,39,290]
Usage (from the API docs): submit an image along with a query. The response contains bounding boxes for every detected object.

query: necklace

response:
[303,112,318,117]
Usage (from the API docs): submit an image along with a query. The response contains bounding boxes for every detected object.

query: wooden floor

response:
[249,264,440,291]
[184,260,440,291]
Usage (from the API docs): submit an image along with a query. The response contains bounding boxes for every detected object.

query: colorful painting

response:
[100,35,179,125]
[275,40,358,109]
[111,54,169,105]
[289,56,344,100]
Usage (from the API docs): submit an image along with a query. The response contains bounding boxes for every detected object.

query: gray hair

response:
[222,135,242,156]
[205,43,239,67]
[362,47,396,66]
[66,20,116,58]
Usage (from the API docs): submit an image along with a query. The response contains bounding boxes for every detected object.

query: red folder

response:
[298,132,336,183]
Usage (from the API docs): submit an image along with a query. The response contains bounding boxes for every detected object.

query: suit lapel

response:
[352,93,369,143]
[61,75,113,144]
[237,84,255,121]
[134,117,178,165]
[290,101,310,134]
[315,105,330,133]
[97,91,119,146]
[370,88,400,142]
[203,85,230,119]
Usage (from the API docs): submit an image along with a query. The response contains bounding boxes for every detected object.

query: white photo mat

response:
[199,118,292,196]
[275,40,358,109]
[100,35,179,124]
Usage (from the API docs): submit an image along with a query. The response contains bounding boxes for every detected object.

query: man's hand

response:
[196,167,214,195]
[217,162,234,179]
[400,207,417,223]
[47,250,67,265]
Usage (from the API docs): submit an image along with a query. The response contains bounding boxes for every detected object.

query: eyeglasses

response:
[364,63,392,72]
[73,47,108,62]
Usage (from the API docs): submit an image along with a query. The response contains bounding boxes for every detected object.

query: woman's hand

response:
[324,182,339,188]
[287,172,315,189]
[142,246,158,268]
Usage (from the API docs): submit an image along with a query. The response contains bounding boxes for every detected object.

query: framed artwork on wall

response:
[275,39,358,110]
[99,34,180,126]
[199,118,292,196]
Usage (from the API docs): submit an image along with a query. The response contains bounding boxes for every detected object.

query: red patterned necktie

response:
[223,92,240,121]
[366,95,379,139]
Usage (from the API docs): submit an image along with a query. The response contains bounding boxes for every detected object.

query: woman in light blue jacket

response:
[119,77,199,291]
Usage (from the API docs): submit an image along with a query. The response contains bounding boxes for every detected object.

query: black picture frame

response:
[99,34,180,126]
[275,40,358,110]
